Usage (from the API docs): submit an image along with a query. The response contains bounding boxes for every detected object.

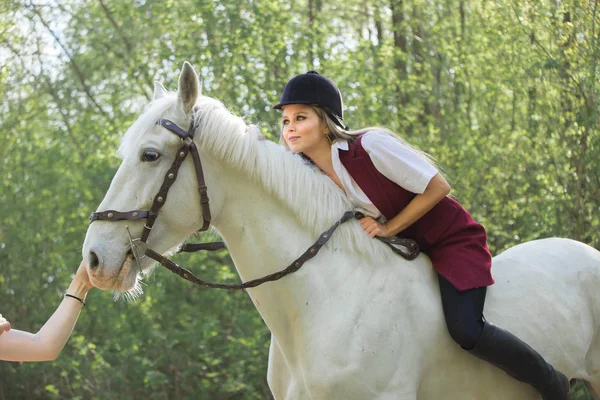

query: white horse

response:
[82,62,600,400]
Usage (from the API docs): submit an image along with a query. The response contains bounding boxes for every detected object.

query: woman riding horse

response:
[273,70,570,400]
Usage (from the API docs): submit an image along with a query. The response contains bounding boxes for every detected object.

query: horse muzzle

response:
[84,233,142,292]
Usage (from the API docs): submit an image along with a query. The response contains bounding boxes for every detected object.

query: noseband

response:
[89,113,420,291]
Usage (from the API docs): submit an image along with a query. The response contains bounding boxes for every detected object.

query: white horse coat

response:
[82,63,600,399]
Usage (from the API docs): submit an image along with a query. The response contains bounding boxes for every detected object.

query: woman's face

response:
[281,104,329,155]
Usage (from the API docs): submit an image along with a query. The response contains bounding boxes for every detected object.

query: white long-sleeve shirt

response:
[331,130,438,218]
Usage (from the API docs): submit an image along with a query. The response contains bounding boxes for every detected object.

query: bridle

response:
[89,112,420,290]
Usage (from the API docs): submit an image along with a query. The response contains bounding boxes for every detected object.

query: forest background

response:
[0,0,598,399]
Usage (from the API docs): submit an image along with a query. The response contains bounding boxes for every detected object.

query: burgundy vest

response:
[338,135,494,291]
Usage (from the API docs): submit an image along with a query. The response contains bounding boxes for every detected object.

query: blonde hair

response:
[279,105,439,169]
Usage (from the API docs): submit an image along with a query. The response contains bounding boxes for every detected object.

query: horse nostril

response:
[89,251,100,270]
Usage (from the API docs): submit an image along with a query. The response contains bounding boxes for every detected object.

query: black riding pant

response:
[438,273,487,350]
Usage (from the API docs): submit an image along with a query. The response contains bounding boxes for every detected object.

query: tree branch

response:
[0,38,47,132]
[98,0,132,52]
[509,0,588,106]
[96,0,153,99]
[27,1,110,118]
[34,42,87,162]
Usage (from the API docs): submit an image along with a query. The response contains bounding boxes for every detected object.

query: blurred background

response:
[0,0,598,398]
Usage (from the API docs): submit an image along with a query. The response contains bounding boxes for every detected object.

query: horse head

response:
[82,62,240,294]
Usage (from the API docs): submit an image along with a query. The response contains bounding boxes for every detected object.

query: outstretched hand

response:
[359,216,391,238]
[73,260,93,289]
[0,314,11,335]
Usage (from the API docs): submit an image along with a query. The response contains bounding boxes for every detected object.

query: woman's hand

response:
[0,314,11,335]
[359,216,391,238]
[66,261,93,301]
[73,261,93,289]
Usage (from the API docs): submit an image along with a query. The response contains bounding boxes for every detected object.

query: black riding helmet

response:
[273,71,347,130]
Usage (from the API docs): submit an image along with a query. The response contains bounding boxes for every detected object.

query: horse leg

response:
[584,325,600,399]
[267,335,293,400]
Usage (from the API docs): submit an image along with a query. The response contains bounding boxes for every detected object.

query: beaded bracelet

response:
[64,293,86,306]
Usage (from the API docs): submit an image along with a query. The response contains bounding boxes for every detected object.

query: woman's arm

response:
[360,173,451,238]
[0,261,92,362]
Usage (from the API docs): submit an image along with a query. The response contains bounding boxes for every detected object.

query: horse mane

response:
[118,93,394,264]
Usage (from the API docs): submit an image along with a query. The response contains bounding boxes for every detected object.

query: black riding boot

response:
[469,322,570,400]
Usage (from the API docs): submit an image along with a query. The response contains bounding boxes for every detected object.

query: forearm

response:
[384,193,442,236]
[0,284,89,362]
[384,173,450,236]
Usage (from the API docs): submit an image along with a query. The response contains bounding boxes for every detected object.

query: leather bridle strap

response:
[145,211,356,290]
[89,210,150,222]
[154,117,211,232]
[178,242,226,252]
[145,211,420,290]
[140,140,192,242]
[189,141,211,231]
[140,117,211,240]
[353,212,420,261]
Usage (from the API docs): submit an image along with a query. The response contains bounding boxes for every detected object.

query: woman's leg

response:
[438,273,570,400]
[438,272,487,350]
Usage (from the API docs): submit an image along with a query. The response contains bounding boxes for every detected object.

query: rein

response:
[90,114,420,291]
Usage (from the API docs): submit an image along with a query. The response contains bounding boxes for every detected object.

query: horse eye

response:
[141,150,161,162]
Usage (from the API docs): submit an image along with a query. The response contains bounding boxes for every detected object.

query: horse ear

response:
[153,81,167,100]
[177,62,200,114]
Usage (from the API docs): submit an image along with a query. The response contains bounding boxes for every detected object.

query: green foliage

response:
[0,0,597,398]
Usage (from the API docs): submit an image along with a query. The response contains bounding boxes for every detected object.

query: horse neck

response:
[203,153,432,371]
[210,168,341,341]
